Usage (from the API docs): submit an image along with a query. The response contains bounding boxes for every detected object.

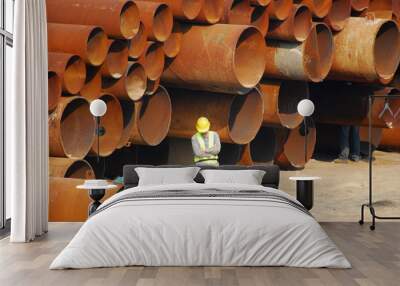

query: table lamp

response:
[90,99,107,163]
[297,99,315,165]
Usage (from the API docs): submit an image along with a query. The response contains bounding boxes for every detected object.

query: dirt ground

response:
[280,150,400,222]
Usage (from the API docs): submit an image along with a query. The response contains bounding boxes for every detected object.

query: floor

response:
[1,222,399,286]
[281,150,400,222]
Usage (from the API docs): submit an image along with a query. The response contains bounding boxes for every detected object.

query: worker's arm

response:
[208,132,221,155]
[191,135,208,157]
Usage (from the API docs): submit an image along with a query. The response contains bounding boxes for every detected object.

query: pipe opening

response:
[182,0,203,20]
[293,5,313,41]
[202,0,224,23]
[64,55,86,94]
[92,94,123,156]
[146,77,160,95]
[48,72,61,111]
[153,4,173,42]
[305,24,333,82]
[126,63,147,101]
[163,24,182,58]
[80,66,101,99]
[278,81,309,128]
[327,0,351,31]
[271,0,292,20]
[105,40,129,79]
[253,0,271,5]
[143,42,165,80]
[129,22,147,59]
[64,160,95,179]
[86,27,109,66]
[250,127,277,163]
[120,1,140,39]
[60,98,95,158]
[234,27,266,88]
[250,6,269,36]
[312,0,332,18]
[351,0,369,11]
[228,90,263,144]
[137,87,172,146]
[118,100,135,148]
[374,21,400,82]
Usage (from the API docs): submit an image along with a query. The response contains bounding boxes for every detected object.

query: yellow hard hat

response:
[196,117,210,133]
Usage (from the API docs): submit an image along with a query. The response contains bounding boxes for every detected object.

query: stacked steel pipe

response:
[45,0,400,220]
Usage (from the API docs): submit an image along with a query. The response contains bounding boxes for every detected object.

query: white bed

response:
[50,183,351,269]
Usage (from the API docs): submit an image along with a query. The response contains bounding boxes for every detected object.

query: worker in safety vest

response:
[191,117,221,166]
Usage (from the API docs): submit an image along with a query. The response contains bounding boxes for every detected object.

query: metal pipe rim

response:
[293,4,313,41]
[181,0,203,20]
[128,22,148,59]
[201,0,225,24]
[63,55,86,94]
[48,72,62,112]
[152,3,174,42]
[86,27,109,66]
[120,1,141,39]
[125,62,147,101]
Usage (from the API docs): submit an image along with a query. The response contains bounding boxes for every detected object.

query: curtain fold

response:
[8,0,48,242]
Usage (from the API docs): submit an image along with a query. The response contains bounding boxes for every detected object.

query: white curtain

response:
[7,0,48,242]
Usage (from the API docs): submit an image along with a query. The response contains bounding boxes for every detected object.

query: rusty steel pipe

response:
[46,0,140,39]
[379,128,400,151]
[239,127,279,165]
[48,52,86,95]
[80,65,102,99]
[129,86,172,146]
[136,1,173,42]
[223,0,269,37]
[101,39,129,79]
[128,22,148,59]
[274,120,317,169]
[168,88,264,144]
[264,23,334,82]
[88,94,124,157]
[351,0,369,11]
[48,23,109,66]
[138,42,165,81]
[49,96,96,159]
[163,21,183,58]
[146,77,161,95]
[147,0,203,20]
[259,80,309,129]
[310,83,400,128]
[267,0,294,20]
[117,100,135,148]
[103,62,147,101]
[195,0,225,24]
[268,4,313,42]
[163,24,266,94]
[250,0,272,6]
[295,0,333,18]
[49,157,95,179]
[324,0,351,32]
[48,72,61,112]
[329,17,400,84]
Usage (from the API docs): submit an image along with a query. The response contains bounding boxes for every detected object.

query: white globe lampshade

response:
[90,99,107,117]
[297,99,315,117]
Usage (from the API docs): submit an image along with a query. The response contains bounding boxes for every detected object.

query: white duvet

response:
[50,183,351,269]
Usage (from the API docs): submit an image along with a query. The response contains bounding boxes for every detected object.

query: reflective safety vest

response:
[194,132,219,163]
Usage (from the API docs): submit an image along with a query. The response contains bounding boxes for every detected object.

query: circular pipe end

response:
[351,0,370,12]
[250,6,270,36]
[163,23,182,58]
[86,27,109,66]
[137,86,172,146]
[202,0,225,24]
[48,72,61,112]
[278,81,309,128]
[153,4,173,42]
[128,22,147,59]
[64,159,95,179]
[142,42,165,80]
[146,77,160,95]
[234,27,266,89]
[120,1,140,39]
[325,0,351,31]
[374,20,400,84]
[304,23,334,82]
[80,66,102,99]
[126,62,147,101]
[91,94,123,157]
[293,4,313,42]
[312,0,333,18]
[60,97,95,159]
[270,0,293,21]
[104,40,129,79]
[182,0,203,20]
[228,89,264,144]
[64,55,86,94]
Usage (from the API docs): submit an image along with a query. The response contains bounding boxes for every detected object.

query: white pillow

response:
[200,169,266,185]
[135,167,200,186]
